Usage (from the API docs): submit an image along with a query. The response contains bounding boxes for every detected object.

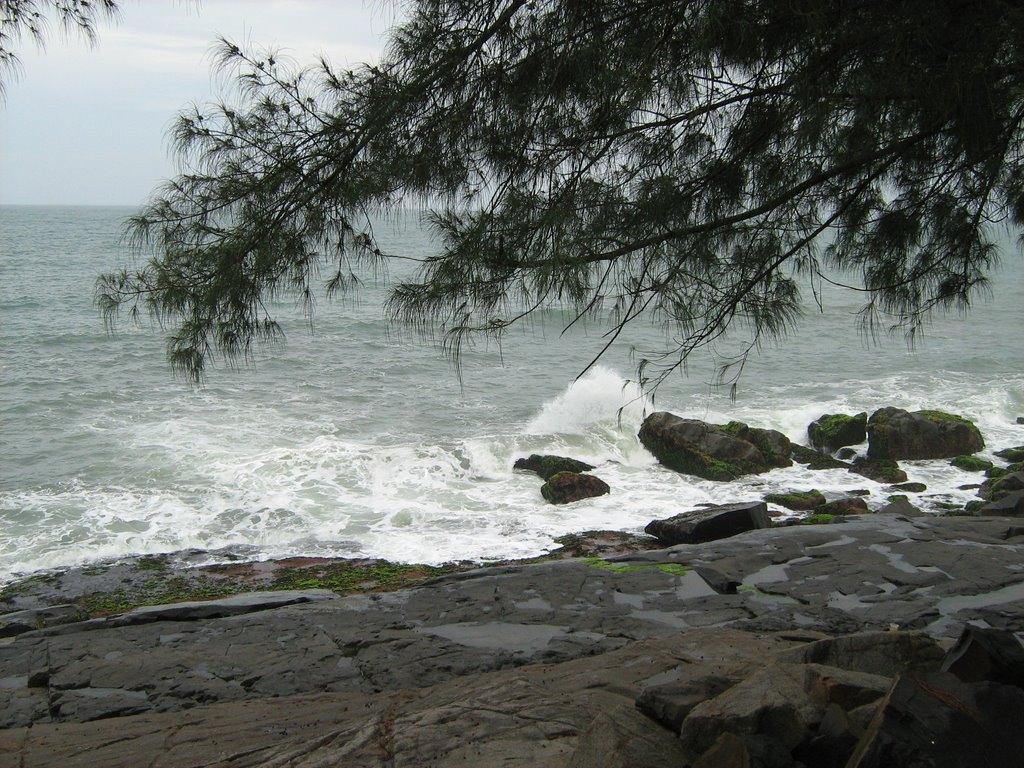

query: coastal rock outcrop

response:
[866,407,984,460]
[638,412,789,480]
[809,412,867,454]
[644,501,770,545]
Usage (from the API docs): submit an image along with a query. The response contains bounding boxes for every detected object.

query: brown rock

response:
[540,471,610,504]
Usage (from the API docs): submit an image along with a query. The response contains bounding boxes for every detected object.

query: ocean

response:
[1,205,1022,584]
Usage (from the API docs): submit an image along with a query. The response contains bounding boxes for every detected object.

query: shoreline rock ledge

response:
[2,513,1024,766]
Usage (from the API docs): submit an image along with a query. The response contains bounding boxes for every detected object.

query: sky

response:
[0,0,398,206]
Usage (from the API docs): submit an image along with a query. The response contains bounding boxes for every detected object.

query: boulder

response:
[846,671,1024,768]
[635,674,736,732]
[850,458,908,484]
[978,490,1024,516]
[791,444,851,470]
[808,412,867,454]
[866,407,984,460]
[951,454,993,472]
[540,472,610,504]
[774,631,945,677]
[764,490,826,511]
[877,496,923,516]
[513,454,595,480]
[818,497,869,516]
[889,481,926,493]
[995,445,1024,462]
[941,626,1024,688]
[644,502,771,545]
[569,706,690,768]
[638,412,772,480]
[680,663,819,754]
[718,421,793,469]
[692,732,799,768]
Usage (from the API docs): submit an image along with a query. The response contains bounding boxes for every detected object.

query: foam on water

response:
[1,207,1023,584]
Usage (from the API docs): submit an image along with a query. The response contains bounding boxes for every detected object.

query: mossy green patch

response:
[764,490,825,510]
[951,455,993,472]
[270,561,467,593]
[917,410,972,424]
[994,446,1024,463]
[800,513,836,525]
[581,557,689,576]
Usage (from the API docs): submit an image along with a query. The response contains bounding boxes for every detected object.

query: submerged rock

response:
[867,407,984,460]
[765,490,826,511]
[850,457,908,484]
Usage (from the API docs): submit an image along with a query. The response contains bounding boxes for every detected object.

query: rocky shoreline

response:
[3,407,1023,765]
[3,511,1024,766]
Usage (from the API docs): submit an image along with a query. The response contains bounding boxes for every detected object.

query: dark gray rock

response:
[540,471,610,504]
[867,407,985,460]
[645,502,770,545]
[513,453,595,479]
[692,732,800,768]
[846,671,1024,768]
[568,705,689,768]
[877,496,923,516]
[638,412,770,480]
[818,497,869,515]
[793,703,863,768]
[0,605,88,638]
[808,412,868,454]
[995,445,1024,462]
[941,626,1024,688]
[978,490,1024,516]
[635,674,736,732]
[850,457,908,484]
[775,632,945,677]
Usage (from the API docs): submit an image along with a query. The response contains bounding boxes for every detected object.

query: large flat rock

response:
[1,514,1023,763]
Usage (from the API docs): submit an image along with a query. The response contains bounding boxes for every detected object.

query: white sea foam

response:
[1,207,1023,584]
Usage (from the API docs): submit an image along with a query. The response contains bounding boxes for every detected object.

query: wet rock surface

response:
[2,514,1024,765]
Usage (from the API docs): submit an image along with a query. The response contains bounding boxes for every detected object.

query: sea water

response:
[1,205,1022,583]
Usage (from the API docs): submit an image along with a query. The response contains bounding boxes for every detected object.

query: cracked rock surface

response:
[2,514,1023,765]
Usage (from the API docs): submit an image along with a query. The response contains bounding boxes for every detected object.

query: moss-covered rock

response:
[764,490,827,511]
[850,457,908,484]
[951,455,994,472]
[889,482,927,493]
[790,445,851,470]
[718,421,793,469]
[867,407,985,460]
[800,512,837,525]
[808,412,867,453]
[513,454,595,480]
[638,412,776,481]
[819,496,869,515]
[994,446,1024,463]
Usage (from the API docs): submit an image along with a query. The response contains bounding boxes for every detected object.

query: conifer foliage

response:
[97,1,1024,385]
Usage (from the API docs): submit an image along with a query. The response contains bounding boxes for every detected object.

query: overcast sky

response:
[0,0,398,206]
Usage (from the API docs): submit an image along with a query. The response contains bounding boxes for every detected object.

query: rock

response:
[791,444,851,469]
[50,687,152,722]
[889,481,926,493]
[995,445,1024,462]
[846,671,1024,768]
[513,454,595,480]
[635,674,736,732]
[692,732,799,768]
[808,412,867,453]
[984,470,1024,500]
[764,490,826,511]
[680,663,819,754]
[877,496,923,516]
[0,605,88,638]
[638,412,772,480]
[540,472,610,504]
[793,703,863,768]
[803,663,891,711]
[644,502,771,545]
[836,447,858,460]
[546,530,663,558]
[718,421,793,469]
[818,497,869,515]
[941,626,1024,688]
[866,407,985,460]
[978,490,1024,516]
[692,566,741,594]
[569,705,689,768]
[850,457,908,484]
[774,632,945,677]
[951,454,994,472]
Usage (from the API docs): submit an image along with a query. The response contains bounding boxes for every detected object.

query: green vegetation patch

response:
[917,410,972,424]
[800,513,836,525]
[994,446,1024,463]
[270,560,468,593]
[764,490,826,511]
[951,455,993,472]
[581,557,689,576]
